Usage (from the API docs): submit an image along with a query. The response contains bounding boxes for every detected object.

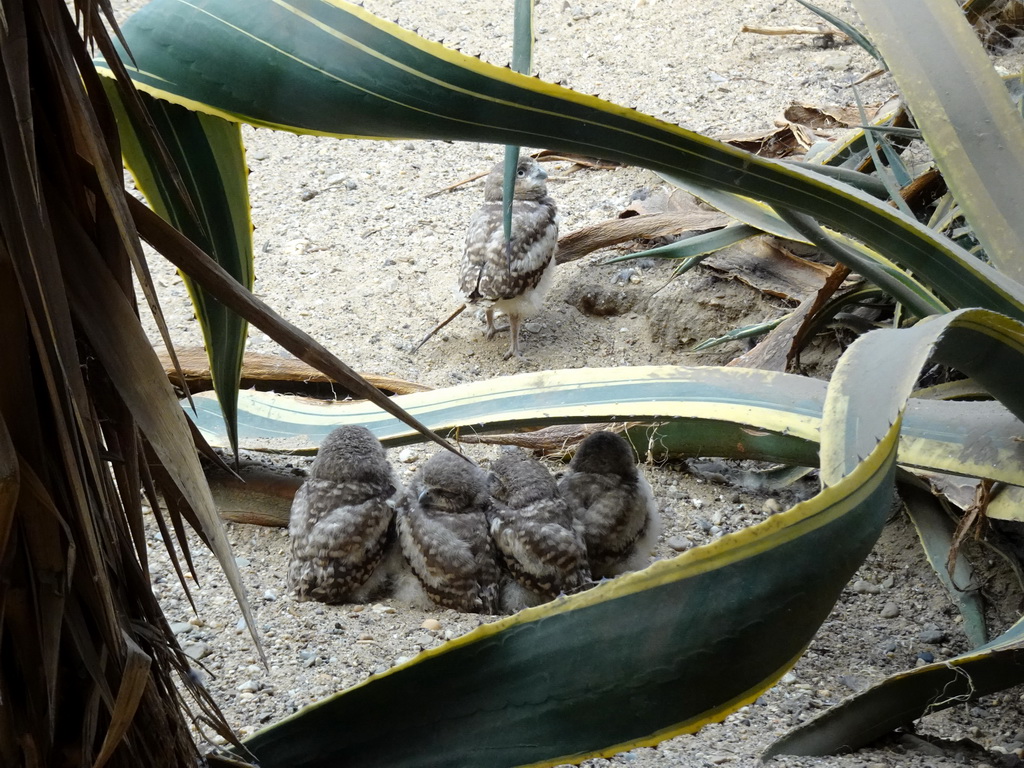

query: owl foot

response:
[503,314,524,359]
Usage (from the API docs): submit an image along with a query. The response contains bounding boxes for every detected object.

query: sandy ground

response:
[110,0,1024,766]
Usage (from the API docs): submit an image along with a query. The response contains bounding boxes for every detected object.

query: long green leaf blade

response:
[181,366,1024,489]
[853,0,1024,283]
[240,423,900,768]
[94,0,1024,320]
[104,80,253,457]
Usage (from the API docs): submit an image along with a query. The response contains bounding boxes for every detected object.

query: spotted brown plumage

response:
[488,449,590,608]
[558,431,661,578]
[287,425,398,604]
[458,155,559,359]
[395,452,501,614]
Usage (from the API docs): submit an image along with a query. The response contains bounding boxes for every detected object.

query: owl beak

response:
[536,166,548,181]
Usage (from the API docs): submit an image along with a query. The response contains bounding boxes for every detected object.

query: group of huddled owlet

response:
[286,425,660,614]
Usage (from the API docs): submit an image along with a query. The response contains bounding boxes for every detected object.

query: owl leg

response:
[484,308,499,339]
[503,314,523,359]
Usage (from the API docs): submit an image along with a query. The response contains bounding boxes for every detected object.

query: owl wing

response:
[490,501,589,597]
[287,481,395,602]
[561,471,652,573]
[460,198,558,302]
[397,505,500,613]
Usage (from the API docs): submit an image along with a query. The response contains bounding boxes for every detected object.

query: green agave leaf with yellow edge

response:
[765,615,1024,758]
[237,405,901,768]
[184,366,1024,491]
[235,309,1024,768]
[95,0,1024,321]
[765,306,1024,757]
[853,0,1024,285]
[103,78,253,456]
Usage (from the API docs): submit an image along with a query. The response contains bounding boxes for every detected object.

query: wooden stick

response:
[412,304,467,352]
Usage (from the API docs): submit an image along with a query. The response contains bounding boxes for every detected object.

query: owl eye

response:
[516,167,527,178]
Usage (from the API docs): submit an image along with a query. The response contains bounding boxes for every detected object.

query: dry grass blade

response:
[92,632,152,768]
[412,303,466,352]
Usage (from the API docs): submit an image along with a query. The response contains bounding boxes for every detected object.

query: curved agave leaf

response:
[853,0,1024,284]
[900,479,987,649]
[766,616,1024,757]
[182,366,1024,489]
[657,173,948,317]
[605,223,759,266]
[94,0,1024,321]
[766,307,1024,757]
[103,80,253,456]
[238,388,902,768]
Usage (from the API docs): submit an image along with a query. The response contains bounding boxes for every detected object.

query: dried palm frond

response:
[0,1,248,765]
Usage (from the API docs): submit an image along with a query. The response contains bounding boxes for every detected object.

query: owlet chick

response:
[558,431,660,579]
[288,425,398,604]
[396,452,501,614]
[488,450,590,609]
[459,155,559,359]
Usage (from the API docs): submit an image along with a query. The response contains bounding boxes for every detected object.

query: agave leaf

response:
[104,80,253,457]
[773,207,945,318]
[181,366,1024,491]
[606,223,759,266]
[901,478,987,648]
[766,306,1024,756]
[501,0,534,250]
[791,0,883,62]
[853,0,1024,283]
[985,484,1024,522]
[239,413,901,767]
[95,0,1024,321]
[766,616,1024,757]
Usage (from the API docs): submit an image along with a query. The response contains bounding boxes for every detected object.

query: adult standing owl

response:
[287,425,398,604]
[459,155,559,359]
[558,431,660,579]
[395,452,501,614]
[488,450,590,610]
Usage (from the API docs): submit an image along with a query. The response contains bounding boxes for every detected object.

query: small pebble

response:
[398,448,419,464]
[183,642,211,661]
[263,589,278,602]
[917,651,935,663]
[880,603,900,619]
[918,629,947,644]
[421,618,443,631]
[762,499,783,515]
[249,150,269,161]
[371,603,396,614]
[666,536,690,552]
[169,622,193,635]
[299,188,318,201]
[851,579,879,595]
[235,557,250,568]
[237,680,260,693]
